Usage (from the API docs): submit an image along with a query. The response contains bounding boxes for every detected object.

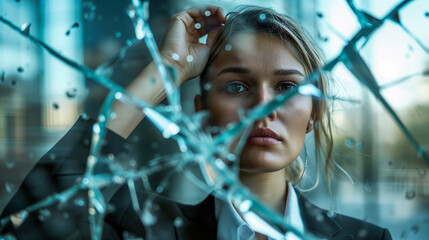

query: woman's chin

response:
[238,153,291,173]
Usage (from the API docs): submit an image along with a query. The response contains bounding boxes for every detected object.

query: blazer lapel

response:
[174,195,217,240]
[298,195,344,239]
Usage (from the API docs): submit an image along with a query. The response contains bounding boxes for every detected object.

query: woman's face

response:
[197,33,313,173]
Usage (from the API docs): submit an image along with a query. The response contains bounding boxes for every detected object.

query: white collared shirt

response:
[215,183,304,240]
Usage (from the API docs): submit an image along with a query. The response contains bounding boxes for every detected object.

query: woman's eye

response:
[274,81,298,93]
[224,81,249,94]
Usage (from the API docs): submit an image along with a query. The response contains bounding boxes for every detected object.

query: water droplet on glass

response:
[327,210,336,218]
[20,22,31,35]
[88,207,96,215]
[83,2,96,21]
[173,217,183,227]
[65,23,79,36]
[344,138,356,149]
[142,208,157,226]
[400,225,419,238]
[186,55,193,62]
[195,23,201,29]
[156,186,163,193]
[115,31,122,38]
[63,212,69,219]
[17,67,24,73]
[215,158,226,169]
[227,153,236,162]
[405,190,416,200]
[107,204,116,213]
[1,233,17,240]
[74,197,85,207]
[5,159,15,168]
[203,82,211,91]
[259,13,266,20]
[225,44,232,51]
[315,213,324,222]
[81,113,89,120]
[82,177,90,185]
[314,121,320,130]
[5,182,14,193]
[171,53,180,61]
[316,12,323,18]
[317,32,329,42]
[66,88,77,98]
[238,200,252,212]
[11,210,29,227]
[356,142,363,150]
[38,209,51,221]
[0,71,5,83]
[49,153,56,160]
[98,114,106,122]
[131,136,140,143]
[10,78,17,87]
[204,10,211,16]
[425,12,429,17]
[52,103,59,110]
[358,229,368,238]
[114,92,123,100]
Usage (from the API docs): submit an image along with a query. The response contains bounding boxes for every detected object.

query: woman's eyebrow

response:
[216,67,250,76]
[273,69,305,77]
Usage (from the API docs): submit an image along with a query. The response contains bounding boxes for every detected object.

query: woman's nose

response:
[253,85,277,121]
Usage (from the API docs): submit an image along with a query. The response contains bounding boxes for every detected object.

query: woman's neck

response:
[239,170,288,214]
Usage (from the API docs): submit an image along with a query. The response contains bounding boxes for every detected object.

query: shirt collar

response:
[215,182,305,240]
[215,195,254,240]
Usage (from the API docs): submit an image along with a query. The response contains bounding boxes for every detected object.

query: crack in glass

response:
[0,0,428,239]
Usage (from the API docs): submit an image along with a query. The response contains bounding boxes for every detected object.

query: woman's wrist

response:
[161,54,188,85]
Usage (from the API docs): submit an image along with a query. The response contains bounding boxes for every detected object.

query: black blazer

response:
[1,117,392,240]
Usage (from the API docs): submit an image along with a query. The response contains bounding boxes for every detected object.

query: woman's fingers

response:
[160,6,226,82]
[206,25,222,48]
[185,6,226,38]
[186,6,225,22]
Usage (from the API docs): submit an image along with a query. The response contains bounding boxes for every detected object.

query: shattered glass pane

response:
[1,0,428,239]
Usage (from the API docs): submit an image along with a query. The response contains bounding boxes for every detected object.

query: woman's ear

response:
[306,119,314,133]
[194,94,204,112]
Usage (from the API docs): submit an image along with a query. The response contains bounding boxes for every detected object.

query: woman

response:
[105,5,392,240]
[1,5,391,240]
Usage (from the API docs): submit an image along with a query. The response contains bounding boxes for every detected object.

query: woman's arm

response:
[107,6,225,139]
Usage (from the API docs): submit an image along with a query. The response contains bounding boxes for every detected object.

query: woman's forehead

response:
[209,33,305,76]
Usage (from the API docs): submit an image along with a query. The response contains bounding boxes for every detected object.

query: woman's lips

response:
[247,128,281,146]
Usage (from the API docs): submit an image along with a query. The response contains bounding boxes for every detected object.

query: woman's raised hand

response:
[160,6,226,84]
[108,6,225,139]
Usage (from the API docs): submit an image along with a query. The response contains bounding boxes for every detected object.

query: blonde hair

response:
[200,6,333,187]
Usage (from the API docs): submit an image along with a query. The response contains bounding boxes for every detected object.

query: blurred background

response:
[0,0,428,239]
